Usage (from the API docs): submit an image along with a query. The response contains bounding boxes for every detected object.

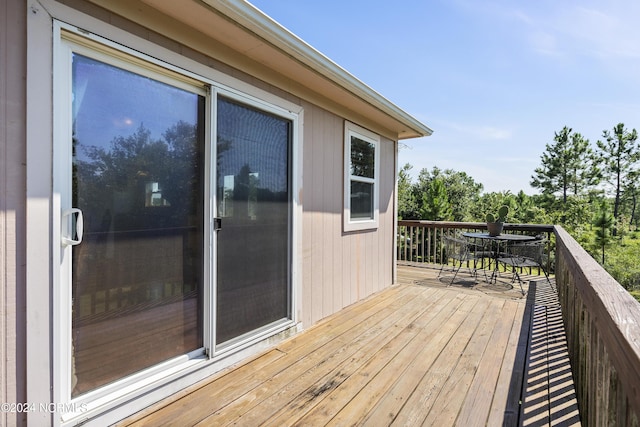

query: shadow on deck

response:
[400,263,581,426]
[118,265,580,426]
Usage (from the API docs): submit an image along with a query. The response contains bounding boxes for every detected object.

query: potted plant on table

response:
[486,205,509,236]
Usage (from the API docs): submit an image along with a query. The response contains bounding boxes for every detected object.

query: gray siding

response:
[301,103,396,327]
[1,1,27,426]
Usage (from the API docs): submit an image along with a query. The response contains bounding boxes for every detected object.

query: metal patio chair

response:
[438,235,486,285]
[497,238,550,293]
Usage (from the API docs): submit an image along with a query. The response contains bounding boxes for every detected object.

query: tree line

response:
[398,123,640,291]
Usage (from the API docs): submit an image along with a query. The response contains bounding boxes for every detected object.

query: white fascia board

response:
[202,0,433,139]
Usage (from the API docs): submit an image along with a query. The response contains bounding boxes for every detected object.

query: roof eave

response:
[206,0,433,139]
[94,0,432,139]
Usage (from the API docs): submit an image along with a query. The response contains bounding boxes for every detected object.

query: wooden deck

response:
[118,265,580,426]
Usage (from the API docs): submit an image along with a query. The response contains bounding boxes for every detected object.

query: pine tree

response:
[596,123,640,231]
[420,178,452,221]
[397,163,418,219]
[623,169,640,227]
[593,201,614,265]
[413,166,482,221]
[531,126,599,203]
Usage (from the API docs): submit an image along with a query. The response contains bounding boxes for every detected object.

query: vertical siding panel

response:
[379,201,387,293]
[343,231,353,307]
[338,202,350,309]
[301,103,314,328]
[375,141,384,294]
[364,233,371,296]
[2,1,26,425]
[378,139,395,289]
[303,103,321,325]
[381,215,390,291]
[357,233,365,296]
[380,137,395,290]
[329,113,338,313]
[364,232,373,296]
[310,107,325,324]
[330,116,344,311]
[321,109,335,318]
[373,226,380,292]
[26,3,53,424]
[351,232,358,304]
[389,138,396,286]
[372,232,377,291]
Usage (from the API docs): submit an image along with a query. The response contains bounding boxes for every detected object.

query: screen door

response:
[215,96,292,346]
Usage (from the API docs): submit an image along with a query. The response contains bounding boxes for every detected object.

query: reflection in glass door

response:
[216,96,292,345]
[70,53,205,396]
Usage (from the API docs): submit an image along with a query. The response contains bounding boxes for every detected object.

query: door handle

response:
[62,208,84,246]
[214,217,222,231]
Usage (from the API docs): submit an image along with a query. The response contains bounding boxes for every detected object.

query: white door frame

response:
[48,20,303,425]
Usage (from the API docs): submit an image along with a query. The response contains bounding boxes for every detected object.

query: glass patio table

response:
[462,232,537,284]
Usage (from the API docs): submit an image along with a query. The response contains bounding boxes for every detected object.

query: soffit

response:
[89,0,433,140]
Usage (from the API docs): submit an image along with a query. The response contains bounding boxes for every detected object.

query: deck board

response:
[326,293,475,426]
[118,265,580,426]
[487,297,529,426]
[417,315,494,423]
[457,299,519,425]
[270,290,453,426]
[207,287,436,426]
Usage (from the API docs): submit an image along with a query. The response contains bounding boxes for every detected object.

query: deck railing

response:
[397,220,640,423]
[554,225,640,425]
[397,220,554,274]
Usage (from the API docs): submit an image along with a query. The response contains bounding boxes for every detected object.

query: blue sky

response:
[247,0,640,194]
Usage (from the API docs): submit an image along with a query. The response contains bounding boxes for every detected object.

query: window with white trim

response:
[344,122,380,231]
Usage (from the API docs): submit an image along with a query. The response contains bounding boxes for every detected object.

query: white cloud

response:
[519,2,640,63]
[428,118,513,141]
[562,6,640,60]
[528,31,561,57]
[477,126,512,140]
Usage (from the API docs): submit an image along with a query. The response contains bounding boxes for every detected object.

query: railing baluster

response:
[411,227,418,261]
[427,228,435,263]
[402,225,408,261]
[420,226,425,263]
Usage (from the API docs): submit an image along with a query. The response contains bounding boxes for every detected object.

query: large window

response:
[344,122,380,231]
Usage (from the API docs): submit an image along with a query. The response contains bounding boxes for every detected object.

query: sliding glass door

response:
[215,96,292,346]
[58,30,295,404]
[68,52,206,396]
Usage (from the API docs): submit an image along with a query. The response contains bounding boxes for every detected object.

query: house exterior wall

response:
[3,0,399,424]
[1,1,27,426]
[48,0,398,331]
[301,103,396,327]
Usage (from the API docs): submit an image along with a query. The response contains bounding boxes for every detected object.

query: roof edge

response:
[201,0,433,138]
